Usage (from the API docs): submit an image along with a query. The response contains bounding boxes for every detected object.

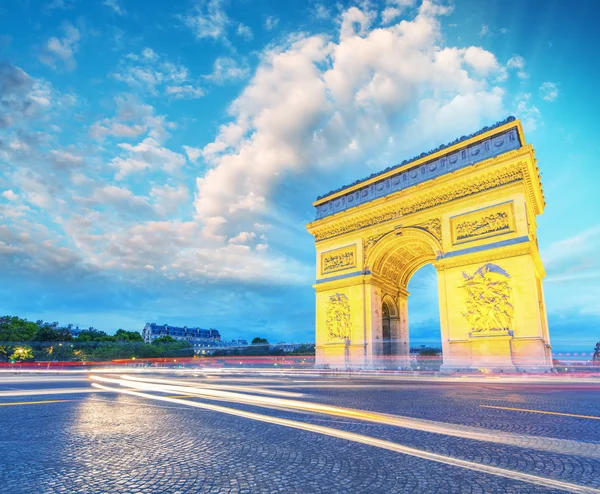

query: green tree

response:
[114,329,144,342]
[152,336,175,345]
[33,326,73,342]
[251,337,269,345]
[0,316,39,342]
[74,329,111,342]
[10,345,34,361]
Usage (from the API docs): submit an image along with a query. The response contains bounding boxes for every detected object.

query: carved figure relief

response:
[460,264,514,333]
[321,245,357,274]
[451,202,515,245]
[325,293,352,341]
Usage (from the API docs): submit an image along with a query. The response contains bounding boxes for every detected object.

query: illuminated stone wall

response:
[308,118,552,372]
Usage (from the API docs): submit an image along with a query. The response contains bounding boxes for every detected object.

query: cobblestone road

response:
[0,372,599,493]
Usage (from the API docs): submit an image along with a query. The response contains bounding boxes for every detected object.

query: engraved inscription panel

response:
[451,202,515,245]
[321,245,357,275]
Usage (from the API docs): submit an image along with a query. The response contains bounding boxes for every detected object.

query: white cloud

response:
[150,184,190,216]
[228,231,256,244]
[514,93,542,132]
[382,7,402,24]
[165,85,205,99]
[1,190,18,201]
[193,1,507,244]
[180,0,230,42]
[383,0,415,23]
[205,57,249,84]
[313,4,331,20]
[340,7,374,38]
[540,81,559,102]
[265,16,279,31]
[507,54,527,79]
[39,22,80,71]
[479,25,489,37]
[183,145,203,163]
[112,137,186,179]
[236,23,253,40]
[113,50,204,99]
[103,0,126,16]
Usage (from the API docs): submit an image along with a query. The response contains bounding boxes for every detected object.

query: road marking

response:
[0,399,72,406]
[91,381,600,494]
[480,405,600,420]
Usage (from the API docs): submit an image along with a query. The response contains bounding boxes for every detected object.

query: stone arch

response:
[367,227,442,291]
[309,118,554,372]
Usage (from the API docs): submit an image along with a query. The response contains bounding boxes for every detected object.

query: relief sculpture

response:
[323,251,354,272]
[321,245,356,274]
[456,211,510,241]
[326,293,352,341]
[460,264,514,333]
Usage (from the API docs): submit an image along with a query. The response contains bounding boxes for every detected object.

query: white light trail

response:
[90,380,600,494]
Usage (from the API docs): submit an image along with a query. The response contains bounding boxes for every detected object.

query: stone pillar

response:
[314,275,380,370]
[437,249,553,373]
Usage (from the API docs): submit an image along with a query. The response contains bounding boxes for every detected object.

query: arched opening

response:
[381,301,392,358]
[366,227,442,370]
[407,264,441,370]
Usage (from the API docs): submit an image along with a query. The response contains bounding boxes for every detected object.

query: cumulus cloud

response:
[111,137,186,179]
[39,22,80,71]
[540,81,559,102]
[193,0,507,244]
[1,190,18,201]
[382,0,416,24]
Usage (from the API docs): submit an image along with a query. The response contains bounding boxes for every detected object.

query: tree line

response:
[0,316,193,362]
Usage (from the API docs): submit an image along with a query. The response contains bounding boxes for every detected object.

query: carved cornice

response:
[312,165,524,242]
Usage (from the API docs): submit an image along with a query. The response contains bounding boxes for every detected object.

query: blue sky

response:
[0,0,599,351]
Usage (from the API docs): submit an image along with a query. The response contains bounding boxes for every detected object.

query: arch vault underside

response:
[307,117,553,372]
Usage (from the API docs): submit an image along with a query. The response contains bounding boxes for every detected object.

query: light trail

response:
[120,375,305,398]
[90,381,600,494]
[0,399,72,406]
[90,375,600,460]
[0,387,108,398]
[480,405,600,420]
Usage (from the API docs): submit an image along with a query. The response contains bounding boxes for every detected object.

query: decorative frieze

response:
[315,124,521,219]
[313,167,524,242]
[451,202,515,245]
[321,245,357,275]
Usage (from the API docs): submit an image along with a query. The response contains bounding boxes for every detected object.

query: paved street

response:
[1,371,599,493]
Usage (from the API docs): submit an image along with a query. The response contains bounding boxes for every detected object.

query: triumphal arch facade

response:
[307,117,552,373]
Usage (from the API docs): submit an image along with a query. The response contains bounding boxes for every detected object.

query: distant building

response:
[142,323,224,354]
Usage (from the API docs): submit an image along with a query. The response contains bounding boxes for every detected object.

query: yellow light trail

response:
[480,405,600,420]
[0,399,72,406]
[90,375,600,460]
[90,381,600,494]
